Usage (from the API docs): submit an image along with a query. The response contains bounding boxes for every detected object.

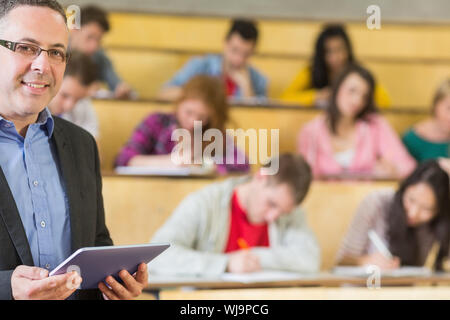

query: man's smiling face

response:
[0,5,68,120]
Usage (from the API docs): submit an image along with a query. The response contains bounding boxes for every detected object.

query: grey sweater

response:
[149,176,320,277]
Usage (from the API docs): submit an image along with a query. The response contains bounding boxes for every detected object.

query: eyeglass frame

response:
[0,39,70,64]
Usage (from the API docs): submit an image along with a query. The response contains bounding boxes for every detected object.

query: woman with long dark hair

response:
[336,160,450,270]
[298,64,415,179]
[281,24,390,108]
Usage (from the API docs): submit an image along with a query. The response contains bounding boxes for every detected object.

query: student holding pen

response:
[336,160,450,270]
[148,154,320,276]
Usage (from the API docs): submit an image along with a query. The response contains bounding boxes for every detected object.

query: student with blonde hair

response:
[403,79,450,162]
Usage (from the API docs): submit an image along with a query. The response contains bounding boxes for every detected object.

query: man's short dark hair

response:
[0,0,66,23]
[226,18,258,43]
[64,51,98,86]
[263,153,312,205]
[80,5,109,32]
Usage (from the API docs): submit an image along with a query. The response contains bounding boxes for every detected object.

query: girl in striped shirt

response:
[336,160,450,270]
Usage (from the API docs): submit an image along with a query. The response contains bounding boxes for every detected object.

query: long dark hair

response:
[311,24,355,89]
[326,64,378,134]
[388,161,450,269]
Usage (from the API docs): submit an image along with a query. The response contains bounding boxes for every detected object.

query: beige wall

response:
[60,0,450,23]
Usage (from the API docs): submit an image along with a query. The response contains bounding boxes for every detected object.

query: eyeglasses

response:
[0,39,70,64]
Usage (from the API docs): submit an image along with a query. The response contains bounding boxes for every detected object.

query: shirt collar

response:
[0,107,55,138]
[36,107,55,137]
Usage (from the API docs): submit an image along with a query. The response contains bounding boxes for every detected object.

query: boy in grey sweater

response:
[149,154,320,276]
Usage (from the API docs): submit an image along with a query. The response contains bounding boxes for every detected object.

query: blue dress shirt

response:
[0,108,71,271]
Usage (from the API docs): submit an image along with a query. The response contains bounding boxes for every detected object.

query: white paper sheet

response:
[332,266,432,277]
[221,271,308,283]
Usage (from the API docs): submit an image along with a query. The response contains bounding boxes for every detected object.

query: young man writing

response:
[149,154,320,276]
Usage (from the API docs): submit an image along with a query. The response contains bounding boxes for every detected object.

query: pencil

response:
[237,238,250,250]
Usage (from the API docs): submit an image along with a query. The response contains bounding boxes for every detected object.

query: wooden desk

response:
[146,272,450,291]
[102,175,398,270]
[156,286,450,300]
[94,98,428,171]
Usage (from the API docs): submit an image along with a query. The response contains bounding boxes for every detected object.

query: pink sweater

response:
[297,114,417,178]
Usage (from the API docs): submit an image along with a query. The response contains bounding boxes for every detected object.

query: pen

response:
[237,238,250,250]
[368,229,393,259]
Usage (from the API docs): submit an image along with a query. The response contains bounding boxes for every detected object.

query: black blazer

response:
[0,117,113,300]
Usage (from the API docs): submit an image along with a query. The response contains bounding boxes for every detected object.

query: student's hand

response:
[374,157,399,178]
[114,82,133,100]
[359,253,401,270]
[11,265,82,300]
[438,158,450,176]
[227,67,253,97]
[98,263,148,300]
[314,87,332,108]
[226,250,261,273]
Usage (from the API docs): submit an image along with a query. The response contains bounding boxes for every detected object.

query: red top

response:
[224,190,270,253]
[224,75,238,96]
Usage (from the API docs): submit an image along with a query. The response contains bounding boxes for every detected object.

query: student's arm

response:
[252,69,268,98]
[374,116,417,178]
[114,114,164,167]
[280,67,317,106]
[157,87,183,102]
[227,67,255,98]
[94,50,134,99]
[234,67,267,98]
[94,50,122,91]
[157,57,205,101]
[250,208,321,273]
[148,192,229,277]
[335,191,388,266]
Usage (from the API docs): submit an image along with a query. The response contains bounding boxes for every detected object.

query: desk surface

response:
[155,286,450,300]
[146,272,450,290]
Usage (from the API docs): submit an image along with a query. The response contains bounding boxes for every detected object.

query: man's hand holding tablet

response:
[98,262,148,300]
[11,244,169,300]
[11,266,82,300]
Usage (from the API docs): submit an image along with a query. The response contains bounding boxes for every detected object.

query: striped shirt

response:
[114,112,250,174]
[336,188,436,266]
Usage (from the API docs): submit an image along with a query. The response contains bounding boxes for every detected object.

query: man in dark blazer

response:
[0,0,147,300]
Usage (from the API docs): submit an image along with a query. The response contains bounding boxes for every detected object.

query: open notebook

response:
[332,266,432,278]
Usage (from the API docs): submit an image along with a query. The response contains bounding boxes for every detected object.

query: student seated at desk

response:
[336,160,450,271]
[403,79,450,162]
[148,154,320,276]
[158,19,267,101]
[48,51,99,139]
[69,5,134,99]
[281,24,390,108]
[297,64,416,179]
[115,75,249,174]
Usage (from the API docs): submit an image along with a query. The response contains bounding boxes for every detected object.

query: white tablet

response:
[49,243,170,289]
